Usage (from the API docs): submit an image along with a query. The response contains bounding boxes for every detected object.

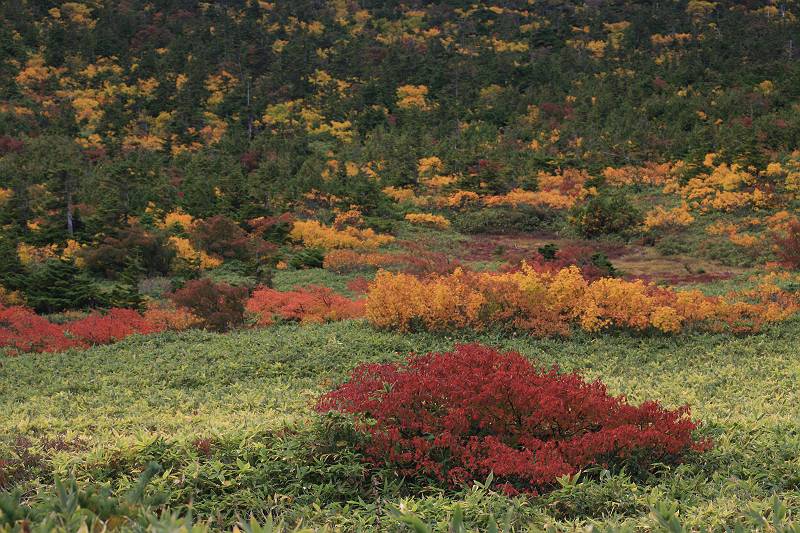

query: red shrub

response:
[0,306,83,355]
[396,241,462,277]
[246,285,364,326]
[773,220,800,270]
[66,308,162,345]
[346,276,371,295]
[170,278,249,332]
[0,303,203,355]
[0,136,24,155]
[190,215,275,262]
[317,344,709,494]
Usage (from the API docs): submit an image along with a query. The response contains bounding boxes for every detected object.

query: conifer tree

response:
[23,259,99,313]
[107,255,145,310]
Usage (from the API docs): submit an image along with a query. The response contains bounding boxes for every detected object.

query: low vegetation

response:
[1,319,799,530]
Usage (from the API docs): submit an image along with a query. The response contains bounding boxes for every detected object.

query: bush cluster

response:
[0,304,195,355]
[365,265,798,336]
[570,191,643,238]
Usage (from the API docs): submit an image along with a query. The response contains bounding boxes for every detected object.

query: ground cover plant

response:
[1,320,800,530]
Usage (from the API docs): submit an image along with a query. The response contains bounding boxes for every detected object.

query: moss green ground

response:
[2,315,800,531]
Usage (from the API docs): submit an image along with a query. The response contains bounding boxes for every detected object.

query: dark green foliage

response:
[590,252,617,278]
[570,191,643,238]
[0,463,163,531]
[22,259,101,313]
[538,243,559,260]
[0,237,25,291]
[82,224,175,279]
[106,256,145,310]
[453,207,559,235]
[289,247,325,270]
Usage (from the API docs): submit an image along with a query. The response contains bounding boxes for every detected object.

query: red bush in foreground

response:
[317,344,709,494]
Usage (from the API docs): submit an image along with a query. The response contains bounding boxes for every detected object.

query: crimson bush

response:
[170,278,248,332]
[189,215,275,263]
[317,344,709,494]
[773,220,800,270]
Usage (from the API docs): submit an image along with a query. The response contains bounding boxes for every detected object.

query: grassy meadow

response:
[3,313,799,531]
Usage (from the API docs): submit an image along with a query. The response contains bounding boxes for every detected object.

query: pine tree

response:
[107,255,145,310]
[0,236,26,291]
[23,259,100,313]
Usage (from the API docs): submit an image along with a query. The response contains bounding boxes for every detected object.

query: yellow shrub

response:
[405,213,450,228]
[159,208,194,230]
[578,278,654,332]
[168,236,222,269]
[61,239,86,268]
[0,285,25,306]
[365,266,797,336]
[290,220,394,250]
[17,243,58,265]
[437,190,480,208]
[396,85,432,110]
[644,204,695,230]
[650,306,683,333]
[418,156,444,177]
[421,174,458,188]
[383,186,428,206]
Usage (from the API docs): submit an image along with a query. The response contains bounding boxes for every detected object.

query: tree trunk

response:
[66,186,74,237]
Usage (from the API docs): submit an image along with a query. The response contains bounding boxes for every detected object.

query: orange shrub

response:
[142,303,202,331]
[482,169,590,210]
[247,286,364,325]
[602,163,673,186]
[365,265,798,336]
[435,190,480,208]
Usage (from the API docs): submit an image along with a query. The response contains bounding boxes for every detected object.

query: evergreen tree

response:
[23,259,100,313]
[0,236,26,292]
[106,255,145,310]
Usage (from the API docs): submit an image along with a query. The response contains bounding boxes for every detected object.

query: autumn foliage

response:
[0,306,80,354]
[63,308,160,345]
[772,220,800,270]
[169,278,249,332]
[317,344,709,493]
[365,266,798,336]
[0,304,197,355]
[290,220,394,250]
[246,285,364,326]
